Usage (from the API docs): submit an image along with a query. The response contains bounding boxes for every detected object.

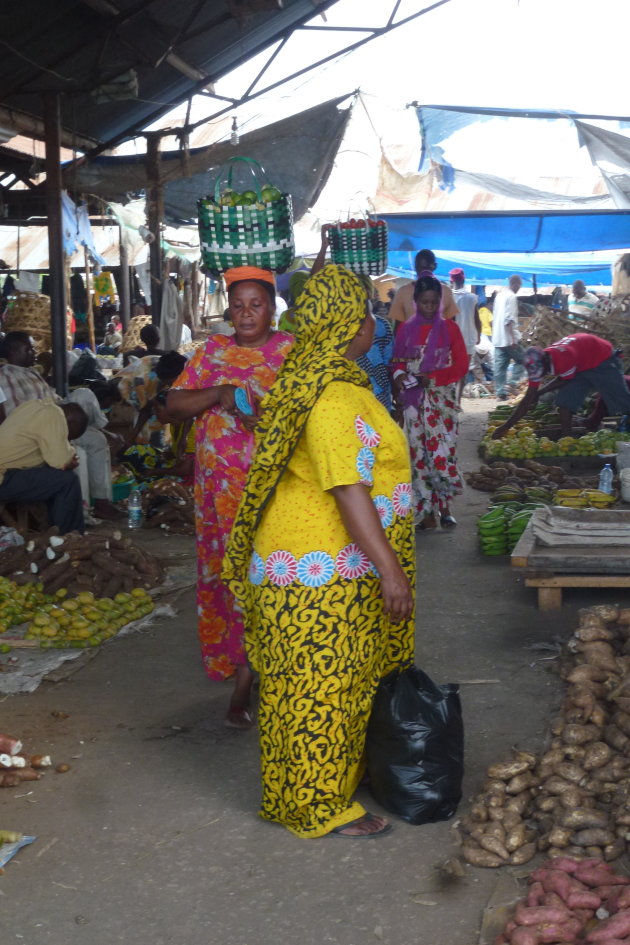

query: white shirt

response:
[568,291,598,318]
[492,289,520,347]
[452,287,478,347]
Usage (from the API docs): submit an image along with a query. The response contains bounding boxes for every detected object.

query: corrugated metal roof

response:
[0,0,338,151]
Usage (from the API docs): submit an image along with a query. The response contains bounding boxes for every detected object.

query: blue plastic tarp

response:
[381,211,630,285]
[381,211,630,254]
[388,250,617,287]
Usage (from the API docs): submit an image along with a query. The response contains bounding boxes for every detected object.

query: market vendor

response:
[389,249,460,326]
[492,333,630,439]
[0,400,87,534]
[0,331,56,411]
[0,332,122,520]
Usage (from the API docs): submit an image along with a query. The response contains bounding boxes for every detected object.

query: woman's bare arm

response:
[330,482,414,622]
[167,385,236,421]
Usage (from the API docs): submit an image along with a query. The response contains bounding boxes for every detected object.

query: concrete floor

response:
[1,402,623,945]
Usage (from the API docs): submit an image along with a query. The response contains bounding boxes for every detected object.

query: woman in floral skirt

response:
[168,267,292,727]
[392,275,468,529]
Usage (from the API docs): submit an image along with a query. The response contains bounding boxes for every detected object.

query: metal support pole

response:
[146,134,163,325]
[43,92,68,396]
[119,229,130,330]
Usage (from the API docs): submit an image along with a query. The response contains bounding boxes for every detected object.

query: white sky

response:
[140,0,630,145]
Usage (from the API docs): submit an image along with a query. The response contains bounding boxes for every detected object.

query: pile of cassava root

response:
[0,529,164,598]
[496,856,630,945]
[459,604,630,869]
[142,480,195,536]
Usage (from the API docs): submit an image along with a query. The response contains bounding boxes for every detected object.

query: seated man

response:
[124,324,164,363]
[66,387,123,520]
[0,331,55,413]
[97,321,123,355]
[0,400,87,534]
[492,333,630,439]
[0,332,120,519]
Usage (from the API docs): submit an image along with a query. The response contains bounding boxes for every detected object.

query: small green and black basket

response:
[198,156,294,274]
[329,218,388,276]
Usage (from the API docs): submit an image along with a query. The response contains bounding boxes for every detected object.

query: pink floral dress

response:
[172,332,292,679]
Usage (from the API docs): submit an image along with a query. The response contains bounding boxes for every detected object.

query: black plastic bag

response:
[366,665,464,825]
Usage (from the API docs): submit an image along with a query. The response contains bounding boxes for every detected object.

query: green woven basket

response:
[198,156,294,274]
[329,220,388,276]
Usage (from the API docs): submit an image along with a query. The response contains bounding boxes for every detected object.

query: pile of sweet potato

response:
[0,528,164,598]
[496,856,630,944]
[459,605,630,868]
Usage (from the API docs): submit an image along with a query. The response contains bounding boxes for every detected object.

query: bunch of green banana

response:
[524,486,556,503]
[506,509,534,549]
[477,507,509,556]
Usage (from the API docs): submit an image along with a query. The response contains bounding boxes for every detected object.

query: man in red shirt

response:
[492,333,630,438]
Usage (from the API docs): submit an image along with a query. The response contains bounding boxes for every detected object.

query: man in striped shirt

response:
[568,280,599,319]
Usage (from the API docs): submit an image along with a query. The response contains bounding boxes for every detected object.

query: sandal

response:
[224,706,255,730]
[416,514,437,531]
[440,514,457,527]
[328,813,392,839]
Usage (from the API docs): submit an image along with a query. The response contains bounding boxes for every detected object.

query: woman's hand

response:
[380,566,414,622]
[237,411,258,432]
[418,374,431,388]
[218,384,237,413]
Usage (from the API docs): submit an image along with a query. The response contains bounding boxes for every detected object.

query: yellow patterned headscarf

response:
[222,263,370,606]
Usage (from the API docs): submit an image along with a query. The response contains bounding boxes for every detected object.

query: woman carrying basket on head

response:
[167,267,293,728]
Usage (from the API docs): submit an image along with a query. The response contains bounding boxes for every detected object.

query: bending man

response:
[492,333,630,439]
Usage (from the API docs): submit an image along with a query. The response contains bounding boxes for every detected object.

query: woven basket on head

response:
[121,314,152,353]
[4,292,52,353]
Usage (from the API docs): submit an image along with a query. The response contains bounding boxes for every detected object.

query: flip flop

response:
[224,706,254,730]
[328,813,393,839]
[440,514,457,527]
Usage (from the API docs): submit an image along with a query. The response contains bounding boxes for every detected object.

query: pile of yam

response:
[458,604,630,870]
[466,461,579,493]
[0,528,164,598]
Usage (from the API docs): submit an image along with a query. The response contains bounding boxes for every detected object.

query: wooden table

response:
[511,521,630,610]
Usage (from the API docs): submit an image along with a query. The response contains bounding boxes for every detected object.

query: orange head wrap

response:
[224,266,276,290]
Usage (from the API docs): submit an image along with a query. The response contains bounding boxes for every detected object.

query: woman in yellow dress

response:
[223,264,415,839]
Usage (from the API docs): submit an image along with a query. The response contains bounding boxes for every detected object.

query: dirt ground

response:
[1,400,628,945]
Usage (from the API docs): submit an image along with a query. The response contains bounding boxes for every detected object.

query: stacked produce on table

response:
[554,490,617,510]
[483,423,630,461]
[458,604,630,873]
[467,461,580,494]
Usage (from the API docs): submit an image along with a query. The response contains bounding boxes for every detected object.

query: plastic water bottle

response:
[127,488,143,529]
[598,463,614,495]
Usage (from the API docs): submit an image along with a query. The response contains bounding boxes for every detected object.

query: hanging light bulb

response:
[230,116,239,146]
